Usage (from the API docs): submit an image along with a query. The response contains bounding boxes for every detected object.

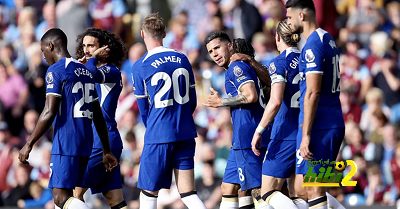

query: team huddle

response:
[17,0,346,209]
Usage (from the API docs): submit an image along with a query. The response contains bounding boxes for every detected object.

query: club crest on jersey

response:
[46,72,54,84]
[102,66,111,73]
[269,62,276,74]
[233,65,243,77]
[305,49,315,63]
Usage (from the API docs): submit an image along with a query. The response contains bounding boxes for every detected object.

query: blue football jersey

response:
[226,61,270,149]
[299,28,345,130]
[86,61,123,150]
[132,47,197,144]
[45,57,98,156]
[268,47,300,140]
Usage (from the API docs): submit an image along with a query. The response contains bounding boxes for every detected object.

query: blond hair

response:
[142,13,165,38]
[365,87,384,104]
[277,19,300,47]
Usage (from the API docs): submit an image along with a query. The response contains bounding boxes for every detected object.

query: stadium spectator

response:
[346,0,380,48]
[120,43,146,81]
[2,164,32,206]
[0,60,28,136]
[17,181,52,208]
[89,0,127,36]
[35,2,55,41]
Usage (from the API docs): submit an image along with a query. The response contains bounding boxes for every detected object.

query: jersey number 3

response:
[152,68,190,108]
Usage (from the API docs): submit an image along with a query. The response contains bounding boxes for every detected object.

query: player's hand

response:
[78,56,87,65]
[19,144,32,164]
[203,87,223,108]
[230,53,251,65]
[103,152,118,172]
[300,135,313,161]
[93,45,110,60]
[251,132,262,156]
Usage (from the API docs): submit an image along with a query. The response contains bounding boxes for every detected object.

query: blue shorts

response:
[222,148,266,191]
[263,139,296,178]
[81,149,122,194]
[49,155,89,189]
[296,128,345,175]
[138,139,195,191]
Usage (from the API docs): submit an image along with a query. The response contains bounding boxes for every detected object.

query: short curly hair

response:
[76,28,126,68]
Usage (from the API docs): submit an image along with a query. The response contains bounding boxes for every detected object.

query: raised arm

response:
[230,53,271,87]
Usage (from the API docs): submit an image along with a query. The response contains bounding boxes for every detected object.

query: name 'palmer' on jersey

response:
[150,55,182,68]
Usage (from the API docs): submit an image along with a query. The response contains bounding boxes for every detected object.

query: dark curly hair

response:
[232,38,255,59]
[76,28,126,68]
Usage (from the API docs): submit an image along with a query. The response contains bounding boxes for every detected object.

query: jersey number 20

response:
[152,68,190,108]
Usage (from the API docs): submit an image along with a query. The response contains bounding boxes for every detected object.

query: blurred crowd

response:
[1,0,400,208]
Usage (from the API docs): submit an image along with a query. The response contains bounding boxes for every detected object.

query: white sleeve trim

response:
[237,80,254,91]
[271,74,286,85]
[98,68,106,83]
[46,93,62,97]
[305,71,324,75]
[135,95,149,99]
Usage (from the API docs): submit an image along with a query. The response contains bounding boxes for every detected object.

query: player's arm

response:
[85,46,110,83]
[131,63,149,126]
[189,65,197,113]
[19,96,60,164]
[92,100,118,171]
[257,83,285,130]
[204,82,257,108]
[230,53,271,89]
[136,98,149,127]
[301,73,322,160]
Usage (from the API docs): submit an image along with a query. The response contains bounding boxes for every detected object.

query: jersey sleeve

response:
[85,58,105,83]
[229,61,255,91]
[131,62,148,99]
[268,58,287,85]
[45,65,63,97]
[303,44,324,75]
[98,65,121,83]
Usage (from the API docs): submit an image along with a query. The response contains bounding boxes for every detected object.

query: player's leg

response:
[173,139,206,209]
[138,143,174,209]
[305,128,345,209]
[220,148,241,208]
[220,182,241,209]
[235,148,269,209]
[50,155,90,209]
[326,191,345,209]
[85,148,127,208]
[288,174,308,209]
[73,187,88,202]
[103,189,127,209]
[260,140,298,209]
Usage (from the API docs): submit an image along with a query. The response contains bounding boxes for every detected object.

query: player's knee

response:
[221,183,239,195]
[53,195,70,208]
[110,200,128,209]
